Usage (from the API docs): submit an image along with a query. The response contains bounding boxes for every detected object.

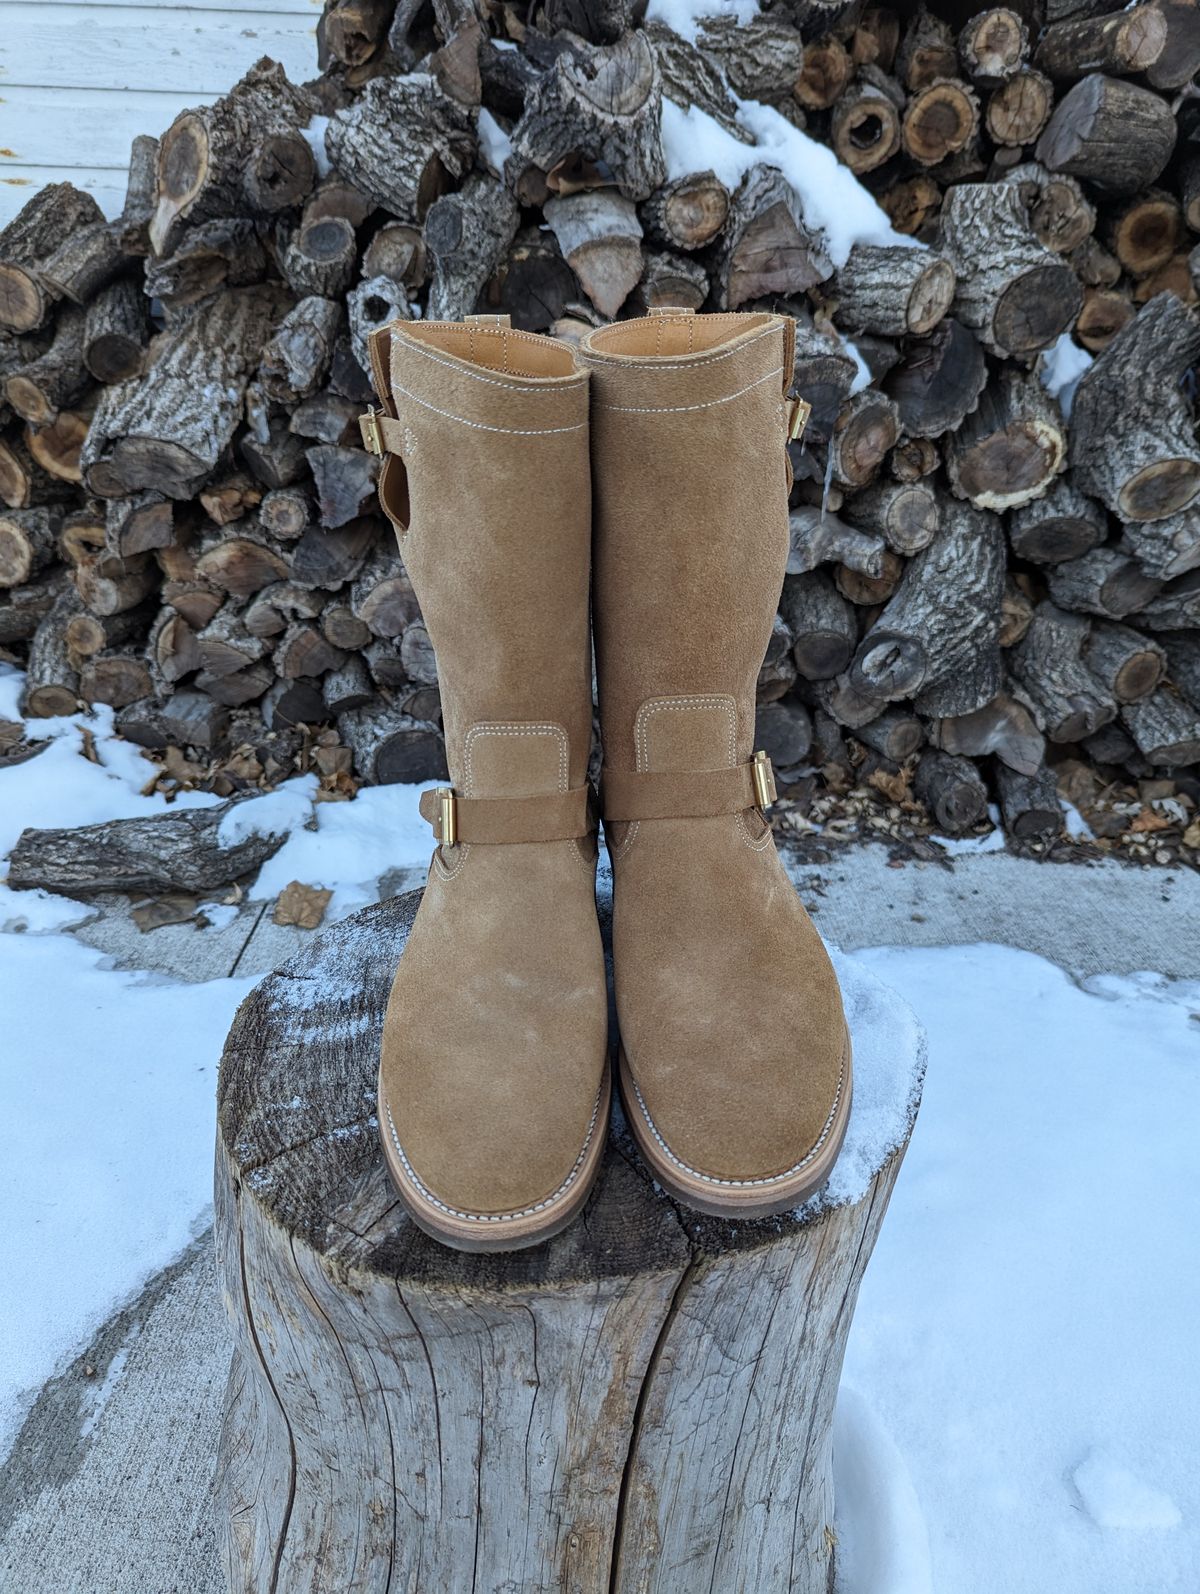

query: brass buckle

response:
[751,750,777,811]
[360,407,385,456]
[786,395,812,443]
[437,787,458,847]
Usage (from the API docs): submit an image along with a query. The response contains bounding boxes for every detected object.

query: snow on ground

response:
[1,666,1198,1592]
[837,945,1200,1593]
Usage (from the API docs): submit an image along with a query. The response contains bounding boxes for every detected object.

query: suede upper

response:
[374,320,607,1222]
[580,311,849,1186]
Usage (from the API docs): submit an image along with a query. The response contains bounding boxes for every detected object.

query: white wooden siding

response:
[0,0,321,226]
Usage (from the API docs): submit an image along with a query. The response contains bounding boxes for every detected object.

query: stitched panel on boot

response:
[635,695,738,773]
[464,723,569,796]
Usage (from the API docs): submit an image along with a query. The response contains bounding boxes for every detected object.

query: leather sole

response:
[377,1062,611,1253]
[618,1034,853,1219]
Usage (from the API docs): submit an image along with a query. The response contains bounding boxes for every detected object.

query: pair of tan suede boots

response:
[361,307,851,1252]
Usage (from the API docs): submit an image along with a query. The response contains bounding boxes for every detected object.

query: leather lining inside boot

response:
[583,311,776,359]
[400,321,580,379]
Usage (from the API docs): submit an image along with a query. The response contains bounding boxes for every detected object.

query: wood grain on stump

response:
[215,886,925,1594]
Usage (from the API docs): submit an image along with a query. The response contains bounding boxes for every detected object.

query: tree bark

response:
[1008,476,1107,564]
[326,72,476,221]
[1048,547,1163,619]
[832,243,955,336]
[1036,74,1176,197]
[1121,689,1200,766]
[1008,601,1117,741]
[914,749,989,832]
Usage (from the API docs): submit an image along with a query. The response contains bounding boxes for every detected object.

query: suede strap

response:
[601,760,773,821]
[418,784,597,844]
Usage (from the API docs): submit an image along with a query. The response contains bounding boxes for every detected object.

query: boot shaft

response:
[579,311,796,778]
[369,318,593,798]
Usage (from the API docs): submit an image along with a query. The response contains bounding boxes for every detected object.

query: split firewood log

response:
[1036,75,1176,197]
[831,244,955,337]
[640,172,729,252]
[4,307,89,426]
[694,12,805,98]
[855,706,924,761]
[7,798,291,895]
[21,586,83,716]
[1120,510,1200,583]
[914,749,989,833]
[1081,621,1166,703]
[282,215,358,300]
[1069,294,1200,524]
[73,551,160,617]
[351,548,421,637]
[754,696,813,768]
[79,651,154,708]
[1000,576,1035,647]
[959,8,1028,82]
[495,227,577,332]
[259,298,344,405]
[275,620,347,679]
[1034,7,1168,81]
[0,569,68,646]
[810,670,889,730]
[506,33,666,205]
[631,250,709,312]
[0,507,61,589]
[0,183,103,334]
[147,606,202,690]
[831,68,904,174]
[337,703,446,783]
[322,653,375,715]
[757,615,800,703]
[346,275,410,373]
[116,135,159,257]
[244,581,325,638]
[83,278,149,383]
[881,317,987,439]
[931,692,1044,775]
[830,390,900,489]
[326,72,475,220]
[425,174,520,321]
[1121,689,1200,766]
[1164,634,1200,704]
[195,529,291,599]
[1008,602,1117,741]
[1071,233,1122,289]
[938,182,1082,357]
[159,578,222,630]
[289,390,360,447]
[240,415,309,491]
[1138,572,1200,632]
[985,68,1054,147]
[995,763,1061,839]
[544,191,643,318]
[321,0,395,66]
[644,23,746,138]
[290,516,377,589]
[902,77,980,166]
[844,478,938,555]
[835,548,904,606]
[780,570,859,680]
[897,6,957,89]
[321,603,372,652]
[151,60,318,253]
[197,609,271,678]
[105,492,173,558]
[711,166,833,310]
[944,368,1067,511]
[794,35,853,107]
[82,284,290,499]
[262,677,328,729]
[1001,163,1095,256]
[38,219,125,312]
[144,219,268,308]
[115,690,228,752]
[787,506,885,577]
[849,501,1005,716]
[1145,0,1200,89]
[197,659,275,707]
[1008,477,1107,564]
[1048,548,1163,621]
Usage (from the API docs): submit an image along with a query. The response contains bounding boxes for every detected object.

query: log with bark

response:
[214,888,923,1594]
[1008,602,1117,742]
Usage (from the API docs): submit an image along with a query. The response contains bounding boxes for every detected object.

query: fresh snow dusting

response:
[645,0,760,43]
[838,943,1200,1592]
[660,98,912,269]
[1039,333,1093,418]
[0,930,256,1459]
[477,107,513,174]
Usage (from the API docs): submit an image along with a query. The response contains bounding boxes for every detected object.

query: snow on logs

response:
[2,2,1200,851]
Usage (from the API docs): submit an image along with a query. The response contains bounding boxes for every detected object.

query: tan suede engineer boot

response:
[579,309,851,1219]
[361,315,609,1251]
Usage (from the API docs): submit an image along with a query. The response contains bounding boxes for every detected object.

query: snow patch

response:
[1039,334,1093,418]
[216,776,318,848]
[645,0,760,43]
[301,115,333,179]
[1073,1448,1183,1532]
[477,107,513,174]
[834,1386,934,1594]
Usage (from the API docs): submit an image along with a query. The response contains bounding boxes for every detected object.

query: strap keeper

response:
[437,786,457,847]
[751,749,777,809]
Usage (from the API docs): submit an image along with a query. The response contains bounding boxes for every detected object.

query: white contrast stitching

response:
[735,809,774,851]
[401,337,588,394]
[596,366,785,416]
[463,723,570,796]
[384,1085,604,1224]
[610,819,639,863]
[629,1040,847,1188]
[582,321,780,372]
[635,695,737,771]
[392,379,587,436]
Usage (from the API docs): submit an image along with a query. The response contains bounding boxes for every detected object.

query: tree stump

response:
[214,883,926,1594]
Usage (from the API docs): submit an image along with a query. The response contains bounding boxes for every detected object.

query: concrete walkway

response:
[1,846,1196,1593]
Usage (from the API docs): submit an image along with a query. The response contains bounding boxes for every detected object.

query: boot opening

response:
[584,312,776,359]
[401,321,579,380]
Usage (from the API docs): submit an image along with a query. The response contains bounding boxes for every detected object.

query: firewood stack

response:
[3,0,1200,851]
